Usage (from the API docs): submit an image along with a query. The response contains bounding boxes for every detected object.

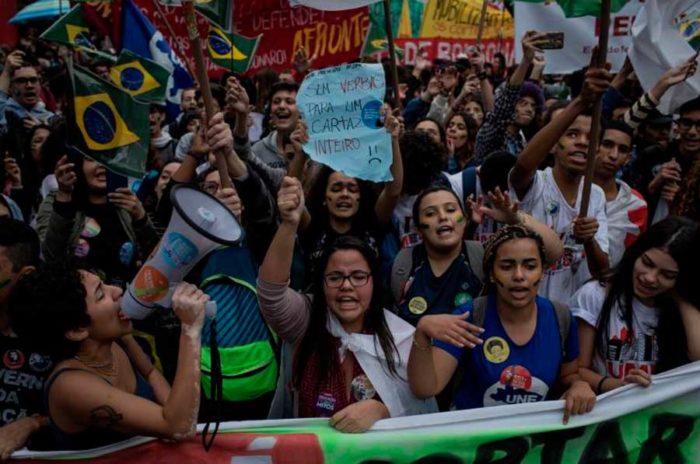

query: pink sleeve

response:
[256,278,311,344]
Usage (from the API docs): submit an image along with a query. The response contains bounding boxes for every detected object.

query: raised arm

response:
[257,177,311,343]
[375,109,404,227]
[474,31,546,163]
[510,66,610,198]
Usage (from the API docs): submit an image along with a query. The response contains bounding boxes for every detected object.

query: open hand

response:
[417,312,484,349]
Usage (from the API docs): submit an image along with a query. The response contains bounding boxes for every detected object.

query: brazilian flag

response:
[68,65,150,178]
[516,0,630,17]
[110,50,169,103]
[207,23,261,73]
[40,5,96,50]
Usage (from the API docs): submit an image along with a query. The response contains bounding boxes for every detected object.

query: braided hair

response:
[482,225,547,294]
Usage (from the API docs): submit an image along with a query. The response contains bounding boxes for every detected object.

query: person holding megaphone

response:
[9,263,209,450]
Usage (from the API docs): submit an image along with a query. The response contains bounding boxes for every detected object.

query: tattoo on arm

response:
[88,405,123,428]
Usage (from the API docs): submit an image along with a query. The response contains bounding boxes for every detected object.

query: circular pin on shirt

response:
[408,296,428,315]
[351,374,377,401]
[483,336,510,364]
[81,217,101,238]
[454,292,472,307]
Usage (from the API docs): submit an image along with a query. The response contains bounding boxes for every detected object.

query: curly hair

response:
[400,131,446,196]
[9,261,90,362]
[672,161,700,221]
[482,225,547,294]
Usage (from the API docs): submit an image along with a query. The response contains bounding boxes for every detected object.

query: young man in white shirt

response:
[509,67,612,303]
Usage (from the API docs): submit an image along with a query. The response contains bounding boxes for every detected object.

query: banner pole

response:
[498,1,506,53]
[382,0,402,110]
[182,0,233,190]
[579,0,611,217]
[476,0,489,48]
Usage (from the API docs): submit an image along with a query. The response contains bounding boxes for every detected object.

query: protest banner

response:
[14,361,700,463]
[235,3,370,75]
[629,0,700,114]
[514,0,642,74]
[298,63,393,183]
[399,0,515,65]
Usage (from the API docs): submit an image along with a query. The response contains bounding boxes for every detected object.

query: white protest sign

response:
[298,63,393,182]
[514,0,643,74]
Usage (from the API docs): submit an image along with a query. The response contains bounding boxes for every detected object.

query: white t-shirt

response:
[570,281,659,378]
[511,167,609,304]
[603,181,647,267]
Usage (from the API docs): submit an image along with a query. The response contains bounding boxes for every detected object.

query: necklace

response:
[74,347,118,377]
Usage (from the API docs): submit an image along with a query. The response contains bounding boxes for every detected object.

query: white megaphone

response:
[121,184,243,320]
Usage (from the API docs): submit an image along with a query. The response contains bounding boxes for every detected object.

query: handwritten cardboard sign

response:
[298,63,392,182]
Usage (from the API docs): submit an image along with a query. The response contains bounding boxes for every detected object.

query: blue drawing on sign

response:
[298,63,393,183]
[361,99,383,129]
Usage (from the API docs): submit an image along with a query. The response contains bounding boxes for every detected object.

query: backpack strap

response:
[390,245,415,307]
[461,166,478,204]
[550,300,571,359]
[471,296,488,327]
[464,240,485,283]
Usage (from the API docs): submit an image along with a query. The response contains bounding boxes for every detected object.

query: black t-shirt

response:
[76,203,137,287]
[0,334,52,426]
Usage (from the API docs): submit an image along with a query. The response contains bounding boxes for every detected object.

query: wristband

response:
[596,376,609,394]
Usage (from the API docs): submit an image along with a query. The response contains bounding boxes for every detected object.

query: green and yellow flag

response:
[40,5,96,50]
[69,65,150,178]
[207,24,262,73]
[110,49,169,103]
[517,0,630,17]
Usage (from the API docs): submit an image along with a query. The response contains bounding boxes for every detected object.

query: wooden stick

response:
[579,0,611,217]
[382,0,402,110]
[182,0,232,190]
[476,0,489,48]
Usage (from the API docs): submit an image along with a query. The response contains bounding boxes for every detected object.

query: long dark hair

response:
[595,216,700,372]
[305,165,378,238]
[293,236,400,392]
[445,111,479,168]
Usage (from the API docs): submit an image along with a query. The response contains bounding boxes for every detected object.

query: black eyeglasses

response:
[12,76,40,85]
[323,271,371,289]
[677,118,700,130]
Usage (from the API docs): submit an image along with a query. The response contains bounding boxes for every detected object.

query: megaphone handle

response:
[205,301,217,319]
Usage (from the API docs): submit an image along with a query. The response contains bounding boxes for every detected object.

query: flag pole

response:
[476,0,489,48]
[579,0,611,217]
[382,0,402,110]
[498,1,506,53]
[182,0,233,190]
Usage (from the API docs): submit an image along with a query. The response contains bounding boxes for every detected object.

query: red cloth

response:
[297,338,382,418]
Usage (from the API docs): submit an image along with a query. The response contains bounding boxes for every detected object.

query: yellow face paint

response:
[456,215,465,224]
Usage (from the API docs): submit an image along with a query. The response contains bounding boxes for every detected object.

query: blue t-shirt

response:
[434,295,579,410]
[397,244,483,326]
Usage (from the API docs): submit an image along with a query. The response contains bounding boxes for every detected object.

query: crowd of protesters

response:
[1,25,700,458]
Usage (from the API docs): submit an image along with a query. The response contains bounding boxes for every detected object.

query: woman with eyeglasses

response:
[257,176,436,433]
